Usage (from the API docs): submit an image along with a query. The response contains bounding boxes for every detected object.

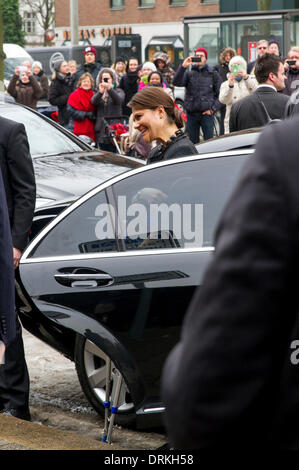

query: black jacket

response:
[282,68,299,96]
[34,70,49,100]
[0,117,36,252]
[229,86,289,132]
[74,61,103,89]
[49,73,75,126]
[147,131,198,164]
[91,87,125,144]
[162,118,299,450]
[119,71,139,116]
[173,64,222,114]
[0,169,15,346]
[214,62,229,83]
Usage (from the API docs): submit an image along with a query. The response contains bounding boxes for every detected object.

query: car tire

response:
[74,334,136,427]
[175,98,185,114]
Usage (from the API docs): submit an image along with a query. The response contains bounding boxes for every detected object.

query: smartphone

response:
[192,57,202,63]
[231,64,241,76]
[103,77,109,83]
[287,60,296,66]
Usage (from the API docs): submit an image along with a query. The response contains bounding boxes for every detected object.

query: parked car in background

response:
[196,127,261,154]
[17,149,254,428]
[3,44,34,87]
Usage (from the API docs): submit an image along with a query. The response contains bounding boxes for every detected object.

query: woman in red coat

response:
[67,72,96,142]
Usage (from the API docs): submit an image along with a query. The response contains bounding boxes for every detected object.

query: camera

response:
[103,77,109,83]
[287,60,296,66]
[192,57,202,63]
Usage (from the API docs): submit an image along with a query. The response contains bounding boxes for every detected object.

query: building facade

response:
[220,0,299,12]
[54,0,219,59]
[20,0,55,47]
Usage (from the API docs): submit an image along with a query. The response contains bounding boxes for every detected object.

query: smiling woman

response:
[67,72,96,142]
[128,87,198,164]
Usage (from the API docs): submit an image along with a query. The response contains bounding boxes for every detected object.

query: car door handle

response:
[54,273,114,288]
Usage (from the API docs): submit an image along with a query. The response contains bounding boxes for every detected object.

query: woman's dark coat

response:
[49,73,75,126]
[7,74,42,110]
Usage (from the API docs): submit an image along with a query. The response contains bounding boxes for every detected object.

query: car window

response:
[31,190,118,257]
[4,57,30,81]
[112,154,249,250]
[0,105,83,156]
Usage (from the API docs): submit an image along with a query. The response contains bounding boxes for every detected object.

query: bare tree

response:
[23,0,55,46]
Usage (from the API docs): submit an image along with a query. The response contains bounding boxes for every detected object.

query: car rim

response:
[83,339,134,413]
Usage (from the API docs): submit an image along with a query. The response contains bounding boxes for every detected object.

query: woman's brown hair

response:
[128,86,184,128]
[77,72,94,89]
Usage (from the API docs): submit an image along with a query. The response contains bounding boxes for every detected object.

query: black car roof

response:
[196,128,262,154]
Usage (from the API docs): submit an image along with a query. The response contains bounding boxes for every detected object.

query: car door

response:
[19,152,251,408]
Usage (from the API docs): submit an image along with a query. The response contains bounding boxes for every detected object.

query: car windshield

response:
[4,57,31,81]
[0,104,83,156]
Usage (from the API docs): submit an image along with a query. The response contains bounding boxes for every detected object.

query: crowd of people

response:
[3,40,299,452]
[5,41,299,160]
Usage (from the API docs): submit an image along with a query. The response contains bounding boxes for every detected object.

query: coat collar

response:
[191,63,213,73]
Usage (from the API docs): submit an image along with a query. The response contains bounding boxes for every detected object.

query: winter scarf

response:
[68,87,95,141]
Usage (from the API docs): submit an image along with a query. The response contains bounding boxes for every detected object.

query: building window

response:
[169,0,186,4]
[201,0,219,3]
[139,0,155,7]
[23,11,36,34]
[110,0,124,8]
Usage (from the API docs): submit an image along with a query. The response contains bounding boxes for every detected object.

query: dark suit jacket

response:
[0,169,15,345]
[0,116,36,251]
[229,86,289,133]
[162,117,299,450]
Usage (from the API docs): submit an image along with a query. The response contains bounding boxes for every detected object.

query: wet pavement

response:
[0,329,166,451]
[0,413,121,450]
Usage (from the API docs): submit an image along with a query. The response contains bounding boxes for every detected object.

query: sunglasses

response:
[258,47,267,50]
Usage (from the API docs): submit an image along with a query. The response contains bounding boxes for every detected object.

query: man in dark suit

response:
[0,116,36,421]
[229,53,289,132]
[162,117,299,450]
[0,170,16,353]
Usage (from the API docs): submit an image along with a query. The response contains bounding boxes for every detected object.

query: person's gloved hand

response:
[86,112,95,121]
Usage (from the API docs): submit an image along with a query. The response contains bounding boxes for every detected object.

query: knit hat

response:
[115,56,125,64]
[53,59,64,73]
[195,47,208,59]
[32,61,43,70]
[84,46,97,57]
[142,61,156,72]
[268,39,279,47]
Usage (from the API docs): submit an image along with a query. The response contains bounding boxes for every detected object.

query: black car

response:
[0,100,142,228]
[196,127,261,154]
[17,148,254,428]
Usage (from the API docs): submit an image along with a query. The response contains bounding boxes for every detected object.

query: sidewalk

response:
[0,414,121,450]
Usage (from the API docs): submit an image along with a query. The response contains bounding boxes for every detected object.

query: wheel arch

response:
[34,303,147,409]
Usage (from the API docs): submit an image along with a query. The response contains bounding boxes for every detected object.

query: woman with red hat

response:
[173,47,222,143]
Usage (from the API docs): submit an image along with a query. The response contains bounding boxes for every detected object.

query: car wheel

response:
[175,98,185,113]
[74,335,136,426]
